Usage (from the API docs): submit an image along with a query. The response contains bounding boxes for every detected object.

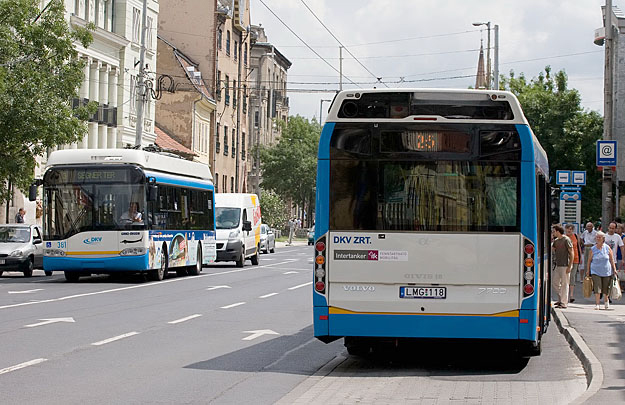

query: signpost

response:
[597,140,617,166]
[557,170,586,227]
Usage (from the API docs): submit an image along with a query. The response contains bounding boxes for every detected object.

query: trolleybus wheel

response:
[150,248,167,281]
[64,271,80,282]
[188,245,202,276]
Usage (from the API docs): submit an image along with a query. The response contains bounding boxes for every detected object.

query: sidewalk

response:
[275,239,309,248]
[552,277,625,403]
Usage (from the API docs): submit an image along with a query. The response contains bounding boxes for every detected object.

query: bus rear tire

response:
[251,245,259,265]
[64,271,80,282]
[345,337,370,356]
[188,245,202,276]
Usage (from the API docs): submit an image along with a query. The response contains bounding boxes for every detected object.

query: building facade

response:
[247,25,291,196]
[214,0,251,194]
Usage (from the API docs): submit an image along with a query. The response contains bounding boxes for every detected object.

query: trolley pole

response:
[134,0,149,147]
[602,0,615,225]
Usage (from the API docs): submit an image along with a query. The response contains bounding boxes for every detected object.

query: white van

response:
[215,193,262,267]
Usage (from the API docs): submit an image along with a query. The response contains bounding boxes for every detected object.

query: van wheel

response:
[235,246,245,268]
[64,271,80,282]
[188,245,202,276]
[150,248,167,281]
[22,258,34,277]
[251,245,260,265]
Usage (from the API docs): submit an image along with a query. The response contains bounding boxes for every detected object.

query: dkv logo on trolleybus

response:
[83,236,103,245]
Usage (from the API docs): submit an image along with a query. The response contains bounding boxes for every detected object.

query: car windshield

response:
[0,227,30,243]
[215,207,241,229]
[261,225,268,234]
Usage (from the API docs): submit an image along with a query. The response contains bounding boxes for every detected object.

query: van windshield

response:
[215,207,241,229]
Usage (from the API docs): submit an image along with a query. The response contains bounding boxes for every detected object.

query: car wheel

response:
[44,271,53,276]
[22,258,34,277]
[235,246,245,268]
[251,245,260,265]
[64,271,80,282]
[270,242,275,253]
[188,245,202,276]
[150,248,167,281]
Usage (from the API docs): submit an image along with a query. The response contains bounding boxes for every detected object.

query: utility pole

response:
[603,0,615,225]
[486,22,491,89]
[494,24,499,90]
[134,0,149,147]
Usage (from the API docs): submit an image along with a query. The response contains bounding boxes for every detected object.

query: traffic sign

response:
[556,170,571,185]
[572,171,586,186]
[597,140,617,166]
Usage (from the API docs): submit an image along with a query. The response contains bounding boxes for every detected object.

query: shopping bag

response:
[583,276,593,298]
[610,275,622,300]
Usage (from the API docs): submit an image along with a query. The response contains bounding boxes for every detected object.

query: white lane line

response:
[8,289,44,294]
[0,358,48,375]
[91,332,139,346]
[220,302,246,309]
[288,282,313,290]
[259,292,278,299]
[283,271,298,275]
[168,314,202,324]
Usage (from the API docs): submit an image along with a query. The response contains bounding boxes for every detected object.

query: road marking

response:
[242,329,279,341]
[8,289,44,294]
[25,317,75,328]
[92,332,139,346]
[221,302,246,309]
[206,285,231,291]
[288,282,312,290]
[168,314,202,324]
[259,292,278,298]
[283,271,298,275]
[0,358,48,375]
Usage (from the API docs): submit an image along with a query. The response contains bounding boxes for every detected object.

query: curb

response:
[551,306,603,404]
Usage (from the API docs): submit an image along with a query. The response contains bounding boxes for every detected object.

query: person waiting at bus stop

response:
[119,202,143,224]
[587,231,616,310]
[580,221,597,278]
[552,225,574,308]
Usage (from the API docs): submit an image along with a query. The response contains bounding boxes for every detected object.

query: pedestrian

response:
[605,222,624,266]
[616,223,625,271]
[287,218,295,245]
[35,200,43,226]
[586,231,616,310]
[565,224,582,303]
[580,222,597,279]
[552,225,574,308]
[14,208,25,223]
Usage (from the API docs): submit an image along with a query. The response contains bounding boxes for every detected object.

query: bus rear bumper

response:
[44,254,149,272]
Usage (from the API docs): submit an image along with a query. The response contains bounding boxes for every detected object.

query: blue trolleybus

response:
[313,89,551,357]
[39,148,216,282]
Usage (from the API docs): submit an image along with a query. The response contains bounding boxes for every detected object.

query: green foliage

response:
[259,115,320,218]
[0,0,95,202]
[259,189,288,229]
[501,67,604,220]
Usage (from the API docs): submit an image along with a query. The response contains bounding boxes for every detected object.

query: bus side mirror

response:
[243,220,252,232]
[147,184,158,201]
[29,184,38,202]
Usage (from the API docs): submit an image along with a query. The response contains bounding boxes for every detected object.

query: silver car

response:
[259,224,275,254]
[0,224,48,277]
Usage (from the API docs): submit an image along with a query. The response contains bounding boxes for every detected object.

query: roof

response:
[154,126,195,156]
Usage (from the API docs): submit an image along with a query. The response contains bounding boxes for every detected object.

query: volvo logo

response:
[343,285,375,292]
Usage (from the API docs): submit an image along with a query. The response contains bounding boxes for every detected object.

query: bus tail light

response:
[522,238,535,298]
[314,235,327,295]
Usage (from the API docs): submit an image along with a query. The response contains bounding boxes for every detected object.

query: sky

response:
[249,0,614,122]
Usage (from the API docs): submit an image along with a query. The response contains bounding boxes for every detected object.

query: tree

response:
[259,115,320,225]
[501,67,604,220]
[0,0,95,203]
[259,189,288,229]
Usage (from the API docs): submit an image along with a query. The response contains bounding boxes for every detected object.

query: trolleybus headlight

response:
[315,281,325,291]
[524,244,534,255]
[9,249,23,257]
[524,271,534,281]
[523,284,534,295]
[120,247,146,256]
[44,249,66,257]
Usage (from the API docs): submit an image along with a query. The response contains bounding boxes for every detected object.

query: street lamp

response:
[473,22,499,90]
[320,99,332,124]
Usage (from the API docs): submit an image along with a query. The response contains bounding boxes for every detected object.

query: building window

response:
[233,80,237,107]
[223,175,227,193]
[215,173,218,193]
[223,126,228,156]
[76,0,85,19]
[254,110,259,128]
[216,123,220,154]
[241,132,246,160]
[234,40,238,61]
[130,75,137,112]
[232,128,236,158]
[226,30,230,56]
[217,28,222,50]
[132,7,141,43]
[244,43,248,65]
[242,85,247,113]
[231,177,234,193]
[146,16,154,50]
[224,75,230,105]
[216,70,221,100]
[97,0,105,28]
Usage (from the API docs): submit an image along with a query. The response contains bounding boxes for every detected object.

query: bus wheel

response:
[64,271,80,282]
[150,249,167,281]
[345,337,370,356]
[188,245,202,276]
[235,247,245,268]
[251,245,260,265]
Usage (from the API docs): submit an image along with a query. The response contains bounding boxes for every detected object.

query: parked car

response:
[0,224,48,277]
[260,224,275,254]
[307,227,315,245]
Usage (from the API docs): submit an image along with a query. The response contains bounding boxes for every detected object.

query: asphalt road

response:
[0,245,586,404]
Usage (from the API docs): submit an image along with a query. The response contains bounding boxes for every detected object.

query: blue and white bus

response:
[39,148,216,282]
[313,89,551,357]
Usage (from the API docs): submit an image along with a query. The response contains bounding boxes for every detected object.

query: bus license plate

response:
[400,286,446,299]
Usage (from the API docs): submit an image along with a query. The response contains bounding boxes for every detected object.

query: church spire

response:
[475,39,487,89]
